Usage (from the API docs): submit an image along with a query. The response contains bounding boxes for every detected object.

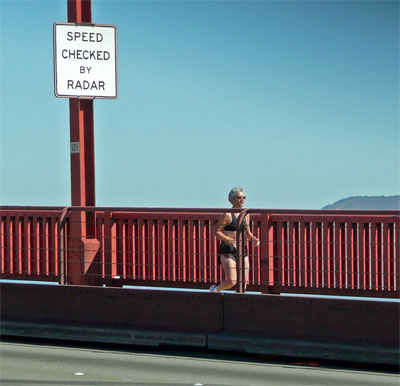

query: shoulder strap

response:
[231,213,238,227]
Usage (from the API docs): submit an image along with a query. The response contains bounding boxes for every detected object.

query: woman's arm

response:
[244,214,259,244]
[214,213,233,243]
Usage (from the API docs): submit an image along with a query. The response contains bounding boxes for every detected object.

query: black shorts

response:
[217,241,248,264]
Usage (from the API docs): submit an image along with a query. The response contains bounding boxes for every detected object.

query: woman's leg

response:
[217,255,237,292]
[244,256,250,290]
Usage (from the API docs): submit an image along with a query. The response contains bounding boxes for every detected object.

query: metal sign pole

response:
[67,0,99,285]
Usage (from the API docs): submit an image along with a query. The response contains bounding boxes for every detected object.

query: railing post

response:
[236,209,249,294]
[58,207,70,285]
[59,224,66,285]
[103,211,113,286]
[260,213,271,294]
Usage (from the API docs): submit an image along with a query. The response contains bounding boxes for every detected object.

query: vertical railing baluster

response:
[322,221,328,289]
[394,220,399,291]
[188,219,195,283]
[275,221,283,288]
[382,221,390,292]
[11,217,19,275]
[358,222,366,290]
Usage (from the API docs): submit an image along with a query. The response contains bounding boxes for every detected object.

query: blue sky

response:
[1,0,399,209]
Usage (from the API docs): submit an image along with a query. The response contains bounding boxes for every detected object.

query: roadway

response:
[0,340,398,386]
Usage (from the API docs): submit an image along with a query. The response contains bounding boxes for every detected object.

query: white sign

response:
[53,23,117,99]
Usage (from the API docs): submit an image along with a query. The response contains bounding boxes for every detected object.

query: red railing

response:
[0,207,63,282]
[95,209,224,288]
[1,206,399,297]
[249,210,399,297]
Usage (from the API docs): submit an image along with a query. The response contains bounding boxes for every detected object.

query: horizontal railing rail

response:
[1,206,398,297]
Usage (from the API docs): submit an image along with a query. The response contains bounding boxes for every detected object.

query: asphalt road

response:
[0,340,398,386]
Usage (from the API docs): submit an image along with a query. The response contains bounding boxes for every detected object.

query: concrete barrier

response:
[1,283,398,365]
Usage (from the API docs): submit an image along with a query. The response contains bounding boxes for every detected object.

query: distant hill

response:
[322,195,400,210]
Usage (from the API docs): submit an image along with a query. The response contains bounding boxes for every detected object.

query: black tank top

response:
[224,214,247,232]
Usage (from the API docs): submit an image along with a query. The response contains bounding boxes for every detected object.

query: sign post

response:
[54,0,117,285]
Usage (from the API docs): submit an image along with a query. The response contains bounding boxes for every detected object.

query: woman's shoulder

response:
[218,212,232,223]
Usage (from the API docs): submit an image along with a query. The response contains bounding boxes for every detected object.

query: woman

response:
[210,187,259,293]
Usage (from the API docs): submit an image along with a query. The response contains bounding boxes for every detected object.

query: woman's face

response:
[232,192,246,208]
